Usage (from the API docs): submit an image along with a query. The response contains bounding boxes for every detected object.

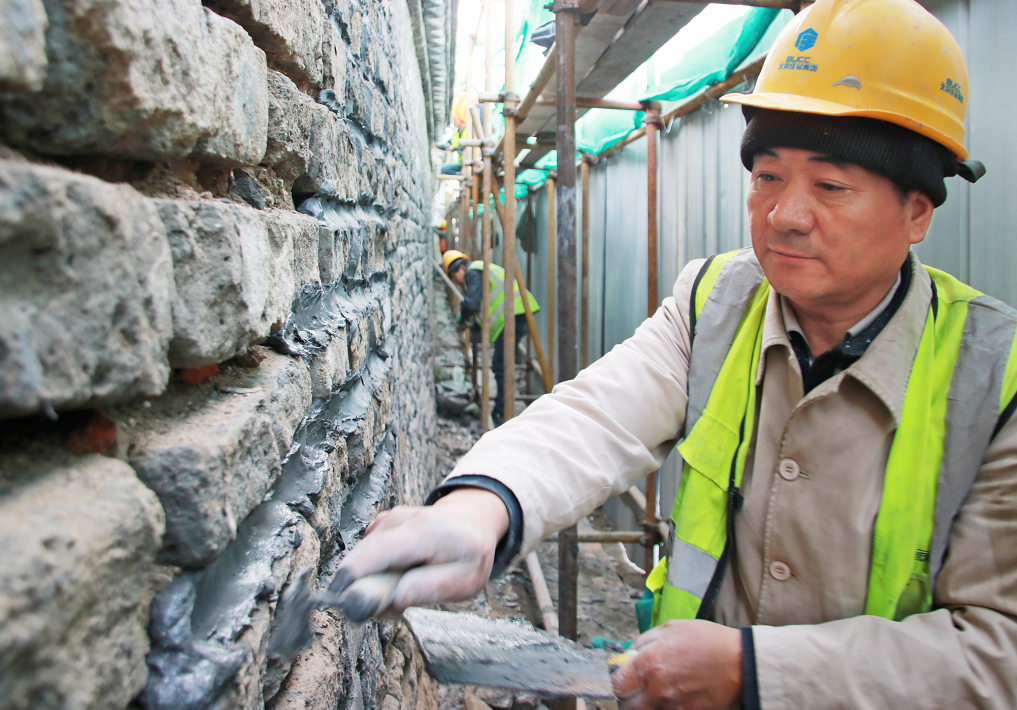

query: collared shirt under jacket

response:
[445,251,1017,709]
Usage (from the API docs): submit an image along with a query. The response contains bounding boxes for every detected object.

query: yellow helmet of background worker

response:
[442,250,469,275]
[722,0,970,159]
[451,92,475,128]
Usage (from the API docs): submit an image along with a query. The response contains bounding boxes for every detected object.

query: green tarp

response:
[504,5,793,181]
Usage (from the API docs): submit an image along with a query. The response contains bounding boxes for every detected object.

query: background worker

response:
[443,249,539,427]
[439,92,474,175]
[345,2,1017,709]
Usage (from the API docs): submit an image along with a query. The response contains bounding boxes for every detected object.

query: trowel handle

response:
[320,570,405,622]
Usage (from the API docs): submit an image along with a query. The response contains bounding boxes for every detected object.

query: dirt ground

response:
[430,278,643,710]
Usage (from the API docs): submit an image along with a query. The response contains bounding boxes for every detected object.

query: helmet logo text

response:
[941,78,964,104]
[795,28,819,52]
[780,56,818,72]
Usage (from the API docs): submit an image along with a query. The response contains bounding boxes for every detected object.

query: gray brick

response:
[0,161,175,419]
[0,451,165,710]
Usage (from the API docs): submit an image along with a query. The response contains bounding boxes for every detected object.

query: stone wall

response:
[0,0,450,707]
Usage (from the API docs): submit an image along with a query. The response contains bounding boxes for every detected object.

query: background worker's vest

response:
[469,261,539,343]
[647,248,1017,626]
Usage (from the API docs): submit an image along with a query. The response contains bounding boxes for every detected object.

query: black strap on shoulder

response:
[993,393,1017,440]
[689,255,717,347]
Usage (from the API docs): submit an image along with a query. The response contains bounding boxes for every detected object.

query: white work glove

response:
[332,488,510,617]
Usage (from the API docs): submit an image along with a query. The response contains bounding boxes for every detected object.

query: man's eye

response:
[818,182,844,192]
[755,173,777,182]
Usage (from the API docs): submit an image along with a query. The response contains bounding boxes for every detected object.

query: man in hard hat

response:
[340,1,1016,708]
[443,249,540,427]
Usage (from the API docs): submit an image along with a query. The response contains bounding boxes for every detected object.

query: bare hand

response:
[333,488,510,616]
[612,620,743,710]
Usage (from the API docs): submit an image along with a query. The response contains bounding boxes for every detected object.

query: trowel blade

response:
[403,608,615,698]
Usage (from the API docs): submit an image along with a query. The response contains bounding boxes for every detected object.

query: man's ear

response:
[906,191,935,245]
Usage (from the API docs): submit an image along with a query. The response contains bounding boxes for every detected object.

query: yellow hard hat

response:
[452,92,476,127]
[442,249,469,274]
[722,0,969,159]
[439,219,447,231]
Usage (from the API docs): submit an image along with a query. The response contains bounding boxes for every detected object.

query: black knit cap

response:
[446,257,468,275]
[740,108,985,207]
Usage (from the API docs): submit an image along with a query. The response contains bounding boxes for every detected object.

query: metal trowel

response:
[404,607,619,698]
[269,569,622,698]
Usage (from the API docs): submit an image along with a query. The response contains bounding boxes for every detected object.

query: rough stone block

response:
[308,330,350,399]
[0,161,175,419]
[157,199,295,368]
[191,14,270,167]
[265,68,359,202]
[317,224,348,285]
[0,0,267,165]
[268,210,322,287]
[0,451,165,710]
[0,0,48,91]
[127,352,311,568]
[269,609,345,710]
[205,0,324,88]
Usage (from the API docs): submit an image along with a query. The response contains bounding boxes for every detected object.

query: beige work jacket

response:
[447,252,1017,709]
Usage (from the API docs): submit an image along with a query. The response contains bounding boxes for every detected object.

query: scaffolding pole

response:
[502,0,518,423]
[580,156,591,370]
[643,106,661,575]
[546,175,555,384]
[480,0,493,432]
[551,0,580,672]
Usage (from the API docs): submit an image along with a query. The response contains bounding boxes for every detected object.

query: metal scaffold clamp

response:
[548,0,579,12]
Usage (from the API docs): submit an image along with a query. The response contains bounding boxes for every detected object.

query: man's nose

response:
[768,181,814,234]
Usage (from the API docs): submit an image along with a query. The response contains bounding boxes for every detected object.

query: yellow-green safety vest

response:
[470,261,540,343]
[647,248,1017,626]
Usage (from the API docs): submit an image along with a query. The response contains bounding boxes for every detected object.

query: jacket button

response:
[769,560,791,581]
[778,458,800,481]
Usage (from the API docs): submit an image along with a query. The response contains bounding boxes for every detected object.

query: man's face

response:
[452,264,467,285]
[747,148,934,309]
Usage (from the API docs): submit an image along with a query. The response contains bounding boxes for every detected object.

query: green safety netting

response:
[504,5,792,174]
[465,4,793,184]
[641,8,784,102]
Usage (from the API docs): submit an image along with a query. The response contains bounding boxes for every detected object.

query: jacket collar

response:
[757,250,932,427]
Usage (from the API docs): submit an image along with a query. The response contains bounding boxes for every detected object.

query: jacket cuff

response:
[742,627,760,710]
[425,475,523,577]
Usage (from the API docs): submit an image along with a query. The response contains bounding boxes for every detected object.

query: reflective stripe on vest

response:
[647,248,1017,626]
[469,261,539,342]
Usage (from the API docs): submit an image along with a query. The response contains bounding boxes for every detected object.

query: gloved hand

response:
[332,488,509,617]
[456,317,468,333]
[612,619,742,710]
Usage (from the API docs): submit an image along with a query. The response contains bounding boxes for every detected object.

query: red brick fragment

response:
[67,409,119,456]
[175,364,220,385]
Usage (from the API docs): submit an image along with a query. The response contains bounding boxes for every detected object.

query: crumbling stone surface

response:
[265,69,355,201]
[0,0,48,91]
[205,0,325,88]
[126,351,311,568]
[157,199,294,368]
[0,0,268,164]
[0,451,165,710]
[0,161,175,420]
